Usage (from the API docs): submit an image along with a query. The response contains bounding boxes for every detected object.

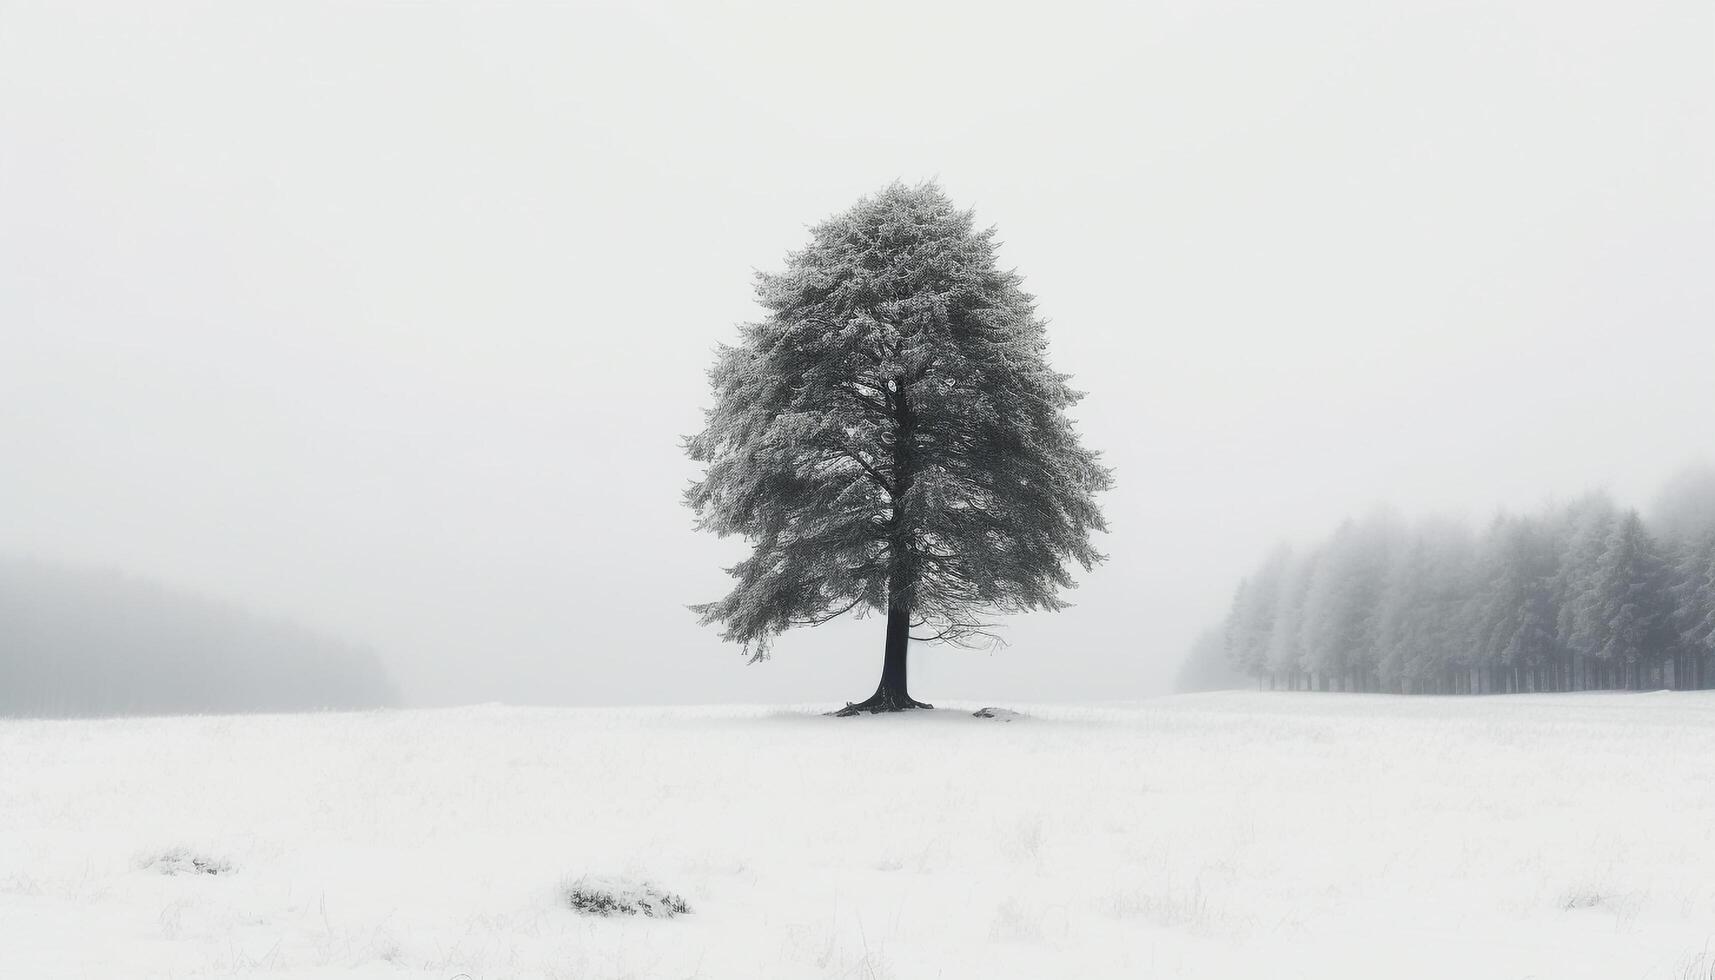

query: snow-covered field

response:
[4,692,1715,979]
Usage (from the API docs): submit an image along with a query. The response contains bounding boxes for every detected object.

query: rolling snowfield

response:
[4,692,1715,980]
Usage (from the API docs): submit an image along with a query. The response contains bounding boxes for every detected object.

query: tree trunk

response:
[833,569,933,715]
[833,375,932,716]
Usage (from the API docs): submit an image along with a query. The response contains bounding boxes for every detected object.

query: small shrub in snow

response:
[146,848,231,876]
[563,875,689,918]
[972,707,1023,721]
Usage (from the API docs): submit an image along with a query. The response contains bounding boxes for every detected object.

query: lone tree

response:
[684,182,1112,713]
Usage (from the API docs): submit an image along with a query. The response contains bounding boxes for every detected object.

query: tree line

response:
[1221,471,1715,694]
[0,557,397,717]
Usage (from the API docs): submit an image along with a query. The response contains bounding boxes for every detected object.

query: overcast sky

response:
[3,0,1710,705]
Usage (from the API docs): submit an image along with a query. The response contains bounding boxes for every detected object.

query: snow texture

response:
[3,693,1715,978]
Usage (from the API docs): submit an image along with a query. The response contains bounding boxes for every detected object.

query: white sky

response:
[3,0,1711,704]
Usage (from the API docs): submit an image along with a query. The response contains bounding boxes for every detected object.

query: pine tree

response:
[1472,515,1561,690]
[1689,535,1715,661]
[1423,525,1481,690]
[1224,577,1258,678]
[1299,525,1358,689]
[684,182,1112,713]
[1582,511,1674,686]
[1225,546,1290,683]
[1265,553,1313,688]
[1375,537,1426,691]
[1667,531,1715,687]
[1554,494,1617,681]
[1299,515,1395,691]
[1380,521,1473,691]
[1376,521,1476,692]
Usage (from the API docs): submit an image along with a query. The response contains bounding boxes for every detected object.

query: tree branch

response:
[838,444,896,497]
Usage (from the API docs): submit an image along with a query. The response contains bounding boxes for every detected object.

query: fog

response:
[3,0,1710,707]
[0,557,395,716]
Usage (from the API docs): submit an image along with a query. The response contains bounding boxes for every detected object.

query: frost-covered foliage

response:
[1221,481,1715,693]
[685,182,1111,663]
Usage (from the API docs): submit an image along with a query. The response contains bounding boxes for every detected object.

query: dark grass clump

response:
[147,848,232,876]
[563,876,689,918]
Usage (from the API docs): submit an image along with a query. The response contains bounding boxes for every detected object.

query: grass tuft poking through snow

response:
[143,848,231,876]
[563,875,690,918]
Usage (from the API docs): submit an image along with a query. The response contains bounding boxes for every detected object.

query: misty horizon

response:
[4,1,1710,710]
[4,465,1711,713]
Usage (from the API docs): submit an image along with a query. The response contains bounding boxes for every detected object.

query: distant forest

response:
[0,558,397,716]
[1217,469,1715,694]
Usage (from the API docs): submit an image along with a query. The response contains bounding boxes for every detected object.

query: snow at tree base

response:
[5,693,1715,979]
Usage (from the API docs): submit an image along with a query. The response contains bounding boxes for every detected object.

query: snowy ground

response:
[4,692,1715,980]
